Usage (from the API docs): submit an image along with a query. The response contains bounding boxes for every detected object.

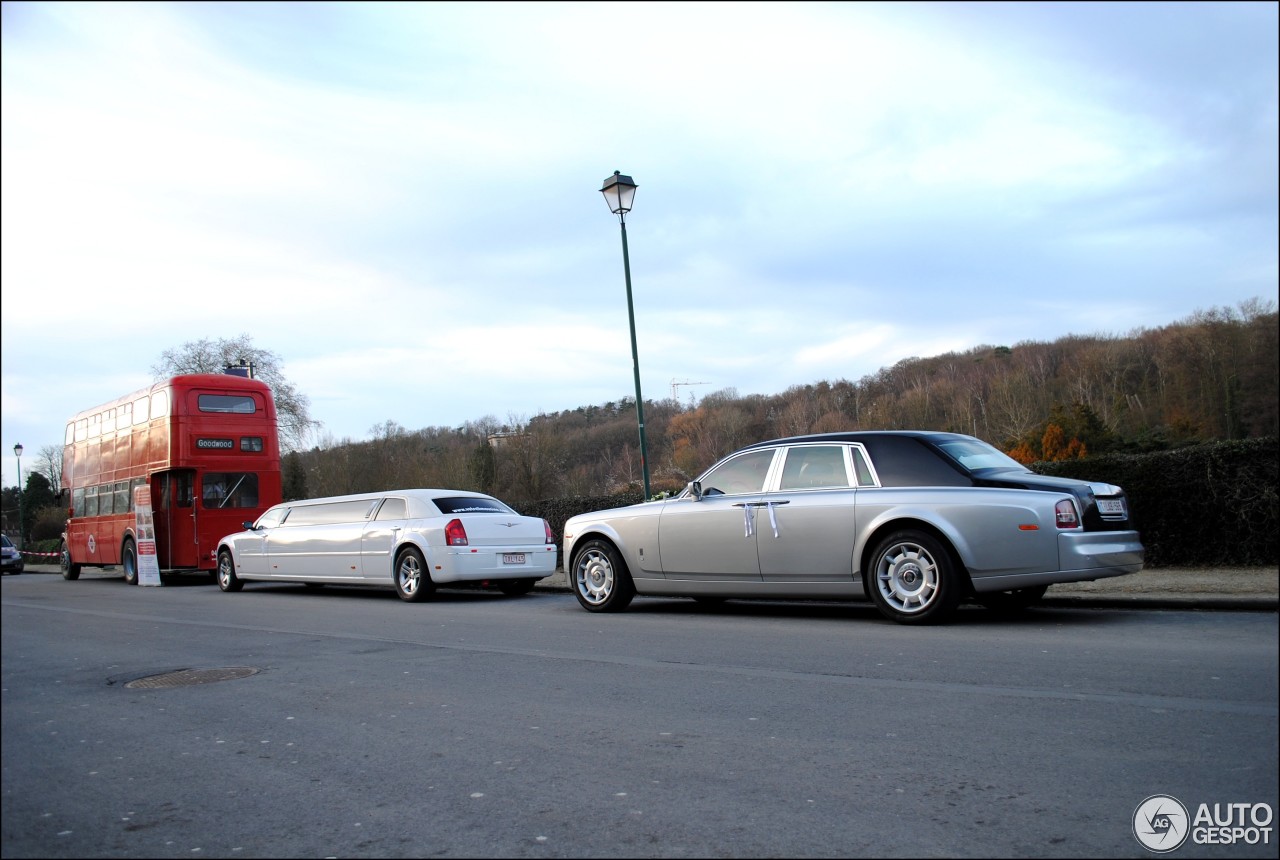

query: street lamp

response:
[599,170,651,500]
[13,443,22,547]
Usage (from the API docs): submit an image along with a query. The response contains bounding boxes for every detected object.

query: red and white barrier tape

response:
[19,550,61,559]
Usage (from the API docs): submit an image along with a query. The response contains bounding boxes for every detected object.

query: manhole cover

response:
[124,667,260,689]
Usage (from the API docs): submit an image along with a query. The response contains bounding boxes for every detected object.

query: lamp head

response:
[599,170,637,215]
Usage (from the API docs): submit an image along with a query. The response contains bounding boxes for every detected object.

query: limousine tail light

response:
[544,520,555,545]
[445,518,469,546]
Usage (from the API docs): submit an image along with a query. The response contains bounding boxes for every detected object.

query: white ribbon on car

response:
[743,502,780,538]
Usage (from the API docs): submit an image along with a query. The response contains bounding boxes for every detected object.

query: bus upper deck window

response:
[199,394,256,414]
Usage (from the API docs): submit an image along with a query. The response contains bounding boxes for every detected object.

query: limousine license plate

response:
[1097,498,1125,515]
[502,553,526,565]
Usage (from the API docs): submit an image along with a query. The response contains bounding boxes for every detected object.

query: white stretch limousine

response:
[215,489,557,601]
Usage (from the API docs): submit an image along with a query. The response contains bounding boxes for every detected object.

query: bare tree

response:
[152,335,320,451]
[35,444,64,496]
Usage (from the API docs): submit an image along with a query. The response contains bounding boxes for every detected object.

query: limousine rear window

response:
[434,496,514,515]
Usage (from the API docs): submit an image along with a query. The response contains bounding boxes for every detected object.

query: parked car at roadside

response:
[563,431,1145,625]
[2,534,24,575]
[216,489,557,601]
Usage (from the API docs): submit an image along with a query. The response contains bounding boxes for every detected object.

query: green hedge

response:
[1033,437,1277,567]
[519,439,1278,569]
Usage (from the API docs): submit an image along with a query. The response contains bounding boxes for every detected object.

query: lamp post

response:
[599,170,651,500]
[13,443,22,547]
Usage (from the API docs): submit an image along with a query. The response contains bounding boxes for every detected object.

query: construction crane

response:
[671,379,709,405]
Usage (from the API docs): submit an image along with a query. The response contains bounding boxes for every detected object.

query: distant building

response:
[487,432,523,448]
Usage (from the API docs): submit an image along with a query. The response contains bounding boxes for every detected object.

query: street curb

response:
[11,564,1277,611]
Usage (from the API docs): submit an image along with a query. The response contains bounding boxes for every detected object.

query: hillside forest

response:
[280,299,1277,505]
[6,299,1276,546]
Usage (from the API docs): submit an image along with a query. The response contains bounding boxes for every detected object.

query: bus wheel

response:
[60,543,81,581]
[121,539,139,586]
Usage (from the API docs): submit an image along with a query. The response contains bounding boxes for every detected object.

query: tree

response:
[468,440,496,493]
[15,470,58,545]
[152,335,319,451]
[35,444,64,499]
[281,451,310,502]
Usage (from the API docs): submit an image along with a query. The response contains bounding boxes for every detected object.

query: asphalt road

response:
[2,570,1277,859]
[11,562,1280,610]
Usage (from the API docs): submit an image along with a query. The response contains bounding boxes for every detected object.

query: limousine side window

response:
[285,499,378,526]
[374,497,406,520]
[256,508,288,529]
[434,496,514,515]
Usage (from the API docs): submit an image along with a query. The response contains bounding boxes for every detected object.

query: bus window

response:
[84,485,100,517]
[202,472,260,509]
[175,472,193,508]
[114,481,131,513]
[199,394,256,414]
[134,397,149,424]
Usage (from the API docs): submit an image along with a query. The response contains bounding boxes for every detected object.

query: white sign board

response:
[133,486,162,587]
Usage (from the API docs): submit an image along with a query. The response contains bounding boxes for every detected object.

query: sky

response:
[2,1,1277,487]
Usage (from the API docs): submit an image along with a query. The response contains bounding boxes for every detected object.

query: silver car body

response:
[564,432,1144,621]
[1,534,23,574]
[217,488,556,591]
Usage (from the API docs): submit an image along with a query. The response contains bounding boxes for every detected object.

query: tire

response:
[867,529,963,625]
[216,549,243,592]
[497,578,536,596]
[976,584,1049,612]
[60,543,81,580]
[394,546,434,602]
[121,538,138,586]
[571,538,635,612]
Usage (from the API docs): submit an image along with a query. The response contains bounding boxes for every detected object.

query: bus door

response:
[198,470,257,570]
[152,470,199,570]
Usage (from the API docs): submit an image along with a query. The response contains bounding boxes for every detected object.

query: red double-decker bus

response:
[59,373,282,583]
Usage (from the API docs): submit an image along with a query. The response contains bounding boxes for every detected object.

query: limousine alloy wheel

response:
[217,549,243,592]
[394,547,435,603]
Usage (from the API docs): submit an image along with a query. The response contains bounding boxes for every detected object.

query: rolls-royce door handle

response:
[732,500,789,536]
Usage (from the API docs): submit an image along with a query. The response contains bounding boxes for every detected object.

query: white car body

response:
[216,488,556,600]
